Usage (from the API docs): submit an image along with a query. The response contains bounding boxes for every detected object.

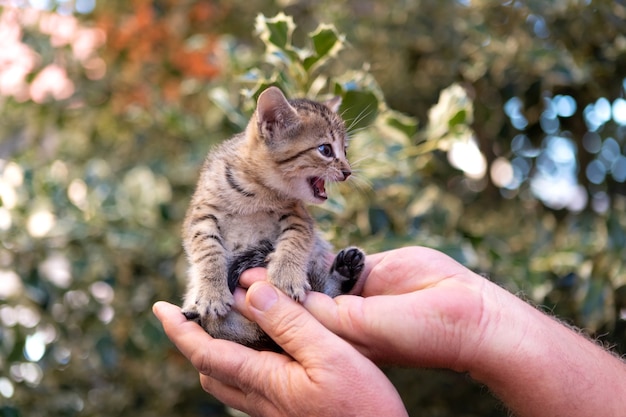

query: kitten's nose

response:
[341,170,351,181]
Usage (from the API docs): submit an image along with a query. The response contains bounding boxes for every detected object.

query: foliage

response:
[1,2,625,417]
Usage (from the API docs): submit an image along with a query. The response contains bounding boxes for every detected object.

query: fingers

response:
[199,374,244,408]
[302,292,393,363]
[359,247,468,296]
[152,301,261,386]
[304,276,489,369]
[239,247,466,297]
[238,267,267,288]
[301,292,360,337]
[245,281,354,366]
[301,291,383,360]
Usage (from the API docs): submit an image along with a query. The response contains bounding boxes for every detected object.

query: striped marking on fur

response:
[225,164,255,197]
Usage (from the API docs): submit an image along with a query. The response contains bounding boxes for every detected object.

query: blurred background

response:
[1,0,626,416]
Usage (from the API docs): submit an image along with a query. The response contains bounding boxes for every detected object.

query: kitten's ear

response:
[256,87,299,140]
[323,96,342,113]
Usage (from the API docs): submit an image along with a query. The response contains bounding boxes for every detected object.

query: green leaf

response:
[312,26,341,56]
[385,110,418,138]
[340,90,379,133]
[448,109,467,127]
[255,13,295,51]
[303,24,344,70]
[303,55,319,71]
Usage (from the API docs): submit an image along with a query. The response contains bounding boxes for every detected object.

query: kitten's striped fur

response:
[182,86,365,349]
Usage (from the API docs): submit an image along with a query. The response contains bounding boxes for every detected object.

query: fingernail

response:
[249,283,278,312]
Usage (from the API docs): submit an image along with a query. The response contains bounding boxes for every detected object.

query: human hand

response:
[153,282,408,417]
[283,246,626,417]
[240,246,514,374]
[157,246,626,417]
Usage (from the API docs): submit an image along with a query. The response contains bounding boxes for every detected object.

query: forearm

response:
[470,282,626,417]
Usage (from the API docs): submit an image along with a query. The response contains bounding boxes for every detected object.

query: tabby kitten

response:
[181,86,365,349]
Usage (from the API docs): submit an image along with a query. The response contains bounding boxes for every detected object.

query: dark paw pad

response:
[182,310,201,323]
[332,247,365,293]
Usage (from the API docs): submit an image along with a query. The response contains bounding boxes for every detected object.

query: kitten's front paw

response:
[182,292,234,324]
[267,263,311,302]
[332,247,365,293]
[279,279,312,302]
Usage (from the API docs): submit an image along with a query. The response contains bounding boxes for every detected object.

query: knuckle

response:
[190,349,214,376]
[199,374,215,393]
[267,308,305,343]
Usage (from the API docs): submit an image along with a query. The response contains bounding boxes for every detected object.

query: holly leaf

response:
[385,110,418,138]
[255,13,295,52]
[340,90,379,133]
[303,24,344,70]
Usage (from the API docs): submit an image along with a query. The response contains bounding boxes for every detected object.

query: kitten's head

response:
[251,86,352,204]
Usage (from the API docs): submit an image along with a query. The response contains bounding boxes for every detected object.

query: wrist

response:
[465,281,547,383]
[466,279,626,417]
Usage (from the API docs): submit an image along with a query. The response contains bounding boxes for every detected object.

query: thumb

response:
[246,281,346,364]
[303,292,372,348]
[302,292,407,364]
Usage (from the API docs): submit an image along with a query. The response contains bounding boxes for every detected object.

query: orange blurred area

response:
[96,0,222,106]
[0,1,222,109]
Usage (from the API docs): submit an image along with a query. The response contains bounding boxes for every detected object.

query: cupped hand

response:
[153,281,408,417]
[241,246,498,372]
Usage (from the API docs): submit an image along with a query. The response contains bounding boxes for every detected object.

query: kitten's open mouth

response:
[308,177,327,200]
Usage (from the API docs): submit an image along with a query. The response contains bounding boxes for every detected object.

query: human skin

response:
[153,246,626,417]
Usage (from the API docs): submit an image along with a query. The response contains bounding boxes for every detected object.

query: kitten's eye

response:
[318,144,334,158]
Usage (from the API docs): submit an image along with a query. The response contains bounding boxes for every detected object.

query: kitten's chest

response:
[222,211,281,252]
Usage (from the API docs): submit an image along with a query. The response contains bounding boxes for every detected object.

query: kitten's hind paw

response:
[331,247,365,293]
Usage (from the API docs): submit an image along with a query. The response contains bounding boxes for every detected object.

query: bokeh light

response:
[502,84,626,212]
[504,97,528,130]
[447,136,487,180]
[24,332,47,362]
[0,377,15,399]
[613,98,626,125]
[26,210,56,237]
[0,270,23,299]
[553,95,577,118]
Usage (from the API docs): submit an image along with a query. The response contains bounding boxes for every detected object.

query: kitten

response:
[181,86,365,349]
